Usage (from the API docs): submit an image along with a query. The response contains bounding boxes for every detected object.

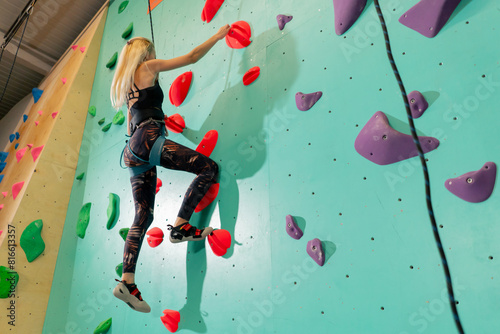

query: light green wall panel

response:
[45,0,500,333]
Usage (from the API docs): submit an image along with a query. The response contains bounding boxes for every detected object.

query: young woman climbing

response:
[110,24,230,313]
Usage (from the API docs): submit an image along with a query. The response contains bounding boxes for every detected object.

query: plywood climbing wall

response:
[43,0,500,333]
[0,6,107,334]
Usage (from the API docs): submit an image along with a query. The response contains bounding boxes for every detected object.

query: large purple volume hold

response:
[307,238,325,266]
[333,0,367,35]
[354,111,439,165]
[445,162,497,203]
[285,215,303,240]
[399,0,462,38]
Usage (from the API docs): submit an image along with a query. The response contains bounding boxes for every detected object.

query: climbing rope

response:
[148,0,155,45]
[0,10,31,105]
[372,1,465,333]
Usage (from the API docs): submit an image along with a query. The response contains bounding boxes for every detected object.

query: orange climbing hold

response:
[16,147,28,163]
[161,309,180,333]
[207,229,231,256]
[12,181,25,200]
[225,21,252,49]
[196,130,218,157]
[169,71,192,107]
[201,0,224,23]
[31,145,44,162]
[195,183,219,213]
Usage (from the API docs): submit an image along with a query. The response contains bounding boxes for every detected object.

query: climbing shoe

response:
[167,222,213,243]
[113,279,151,313]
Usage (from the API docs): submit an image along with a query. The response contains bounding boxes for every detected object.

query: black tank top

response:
[127,81,165,134]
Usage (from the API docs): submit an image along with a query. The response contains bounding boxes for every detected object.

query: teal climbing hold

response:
[98,118,105,126]
[102,123,112,132]
[88,106,96,117]
[76,172,85,180]
[0,266,19,298]
[106,52,118,69]
[107,193,120,230]
[76,203,92,239]
[93,317,112,334]
[20,219,45,262]
[112,110,125,125]
[32,88,43,103]
[119,228,129,241]
[0,151,8,163]
[118,1,129,13]
[115,263,123,277]
[122,22,133,39]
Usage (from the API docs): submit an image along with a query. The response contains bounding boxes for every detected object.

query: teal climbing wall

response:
[44,0,500,333]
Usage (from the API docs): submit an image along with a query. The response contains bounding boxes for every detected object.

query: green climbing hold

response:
[76,172,85,180]
[94,317,112,334]
[76,203,91,239]
[98,118,105,126]
[112,110,125,125]
[119,228,129,241]
[106,52,118,69]
[20,219,45,262]
[118,1,129,14]
[102,123,112,132]
[0,266,19,299]
[107,193,120,230]
[88,106,96,117]
[122,22,133,39]
[115,263,123,277]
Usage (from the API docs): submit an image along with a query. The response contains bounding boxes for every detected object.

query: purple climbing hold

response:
[445,162,496,203]
[295,92,322,111]
[285,215,303,240]
[277,15,293,30]
[307,238,325,266]
[355,111,439,165]
[333,0,367,35]
[408,91,429,119]
[399,0,461,38]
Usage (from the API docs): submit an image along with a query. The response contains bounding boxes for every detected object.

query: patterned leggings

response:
[122,120,218,274]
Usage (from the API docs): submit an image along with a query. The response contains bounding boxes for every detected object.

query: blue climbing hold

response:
[9,134,15,143]
[0,152,7,163]
[14,143,19,149]
[32,88,43,103]
[15,132,20,140]
[0,175,3,184]
[23,114,28,122]
[0,163,6,173]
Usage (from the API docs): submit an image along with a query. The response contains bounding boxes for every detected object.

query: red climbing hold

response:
[31,145,44,162]
[243,66,260,86]
[37,110,43,116]
[12,181,25,200]
[71,45,78,51]
[35,121,39,126]
[62,78,67,84]
[161,309,181,333]
[27,144,33,149]
[16,147,28,163]
[207,229,231,256]
[2,192,7,198]
[146,227,164,248]
[164,114,185,133]
[195,183,219,213]
[196,130,218,157]
[80,46,86,53]
[51,112,58,119]
[226,21,252,49]
[201,0,224,23]
[156,177,163,194]
[169,71,192,107]
[0,204,3,211]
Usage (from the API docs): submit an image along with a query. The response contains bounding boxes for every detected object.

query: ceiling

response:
[0,0,108,120]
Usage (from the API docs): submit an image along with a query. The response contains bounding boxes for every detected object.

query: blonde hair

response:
[110,37,155,110]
